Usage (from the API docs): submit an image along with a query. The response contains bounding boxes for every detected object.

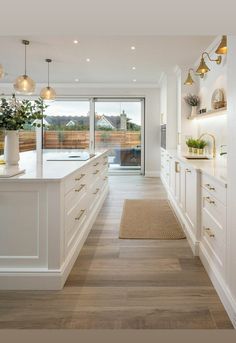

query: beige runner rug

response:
[119,199,186,240]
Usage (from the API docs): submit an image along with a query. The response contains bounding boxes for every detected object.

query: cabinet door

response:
[184,167,197,235]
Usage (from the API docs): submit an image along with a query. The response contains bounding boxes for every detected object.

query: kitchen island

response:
[0,150,109,290]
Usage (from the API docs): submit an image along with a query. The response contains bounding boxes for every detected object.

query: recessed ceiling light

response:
[86,58,90,62]
[131,46,136,50]
[133,79,137,82]
[132,66,136,70]
[74,78,79,82]
[73,40,79,44]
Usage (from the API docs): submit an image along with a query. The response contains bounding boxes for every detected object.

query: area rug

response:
[119,199,186,240]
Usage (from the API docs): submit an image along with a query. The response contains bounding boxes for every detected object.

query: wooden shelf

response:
[188,107,227,120]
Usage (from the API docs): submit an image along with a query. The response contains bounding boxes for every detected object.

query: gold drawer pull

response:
[186,168,191,173]
[93,162,99,166]
[75,209,85,221]
[93,188,100,195]
[205,183,215,191]
[75,184,85,192]
[175,161,180,173]
[204,196,215,205]
[93,170,99,175]
[75,173,85,181]
[204,227,215,238]
[103,176,108,180]
[103,162,108,166]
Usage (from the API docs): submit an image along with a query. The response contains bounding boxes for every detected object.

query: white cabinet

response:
[161,150,200,254]
[0,151,109,290]
[200,173,227,278]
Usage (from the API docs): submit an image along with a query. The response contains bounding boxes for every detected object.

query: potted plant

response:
[196,139,207,155]
[0,94,47,165]
[186,138,195,153]
[184,94,200,117]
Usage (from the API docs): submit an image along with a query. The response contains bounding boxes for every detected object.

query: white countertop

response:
[0,149,109,182]
[165,149,227,186]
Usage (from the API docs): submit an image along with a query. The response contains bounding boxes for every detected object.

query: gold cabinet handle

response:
[204,227,215,238]
[103,162,108,166]
[75,173,85,181]
[175,161,180,173]
[103,176,108,180]
[93,162,99,166]
[204,196,215,205]
[205,183,215,191]
[75,184,85,192]
[93,170,99,175]
[186,168,191,173]
[93,188,100,195]
[75,209,86,221]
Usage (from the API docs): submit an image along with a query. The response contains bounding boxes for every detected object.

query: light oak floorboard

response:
[0,175,233,329]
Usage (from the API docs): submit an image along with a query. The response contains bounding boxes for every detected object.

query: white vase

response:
[4,130,20,165]
[191,106,197,117]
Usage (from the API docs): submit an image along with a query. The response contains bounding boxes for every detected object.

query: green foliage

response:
[186,138,207,149]
[0,94,48,131]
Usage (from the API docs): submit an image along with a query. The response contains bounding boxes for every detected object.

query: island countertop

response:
[0,149,109,182]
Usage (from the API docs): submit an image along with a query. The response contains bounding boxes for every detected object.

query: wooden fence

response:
[0,130,141,153]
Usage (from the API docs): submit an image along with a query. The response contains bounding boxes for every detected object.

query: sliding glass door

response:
[43,100,90,150]
[41,97,145,174]
[94,99,144,172]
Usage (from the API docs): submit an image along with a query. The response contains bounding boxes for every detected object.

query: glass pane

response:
[43,101,90,150]
[95,101,142,170]
[19,126,36,152]
[0,130,4,158]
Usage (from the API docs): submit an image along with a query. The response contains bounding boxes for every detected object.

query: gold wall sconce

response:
[215,35,227,55]
[196,52,222,76]
[184,68,204,86]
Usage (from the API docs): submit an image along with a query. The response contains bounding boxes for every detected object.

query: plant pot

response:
[197,148,204,155]
[188,147,193,154]
[193,148,198,154]
[191,106,198,117]
[4,130,20,165]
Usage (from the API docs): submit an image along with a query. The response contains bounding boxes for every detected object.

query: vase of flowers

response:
[184,94,200,118]
[0,94,47,165]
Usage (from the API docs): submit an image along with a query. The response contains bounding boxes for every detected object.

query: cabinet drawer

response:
[64,168,88,194]
[202,188,226,229]
[201,173,227,205]
[201,207,226,275]
[65,193,88,237]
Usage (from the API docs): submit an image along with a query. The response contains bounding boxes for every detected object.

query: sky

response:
[44,100,142,125]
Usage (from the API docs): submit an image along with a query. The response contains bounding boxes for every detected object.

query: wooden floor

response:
[0,176,233,329]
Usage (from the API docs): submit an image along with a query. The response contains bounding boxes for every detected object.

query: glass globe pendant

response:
[40,59,56,101]
[14,40,35,95]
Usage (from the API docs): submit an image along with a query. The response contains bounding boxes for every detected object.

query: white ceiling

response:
[0,36,214,85]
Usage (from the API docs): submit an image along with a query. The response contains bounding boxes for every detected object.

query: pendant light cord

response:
[48,61,50,88]
[24,43,27,75]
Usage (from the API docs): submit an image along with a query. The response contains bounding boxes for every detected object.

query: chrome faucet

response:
[198,133,216,158]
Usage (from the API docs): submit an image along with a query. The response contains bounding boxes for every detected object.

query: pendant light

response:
[40,59,56,101]
[184,68,204,86]
[14,40,35,94]
[215,35,227,55]
[0,64,4,79]
[196,52,222,76]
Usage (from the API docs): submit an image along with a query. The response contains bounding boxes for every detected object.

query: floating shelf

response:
[188,107,227,120]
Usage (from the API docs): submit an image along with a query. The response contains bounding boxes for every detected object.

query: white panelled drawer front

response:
[202,173,227,206]
[64,153,109,257]
[201,175,227,277]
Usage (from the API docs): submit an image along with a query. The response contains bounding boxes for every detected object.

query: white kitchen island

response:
[0,150,109,290]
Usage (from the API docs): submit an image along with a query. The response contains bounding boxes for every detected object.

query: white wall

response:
[1,84,161,176]
[196,37,227,155]
[226,35,236,326]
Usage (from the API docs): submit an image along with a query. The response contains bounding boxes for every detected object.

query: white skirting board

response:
[145,171,160,177]
[0,185,109,290]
